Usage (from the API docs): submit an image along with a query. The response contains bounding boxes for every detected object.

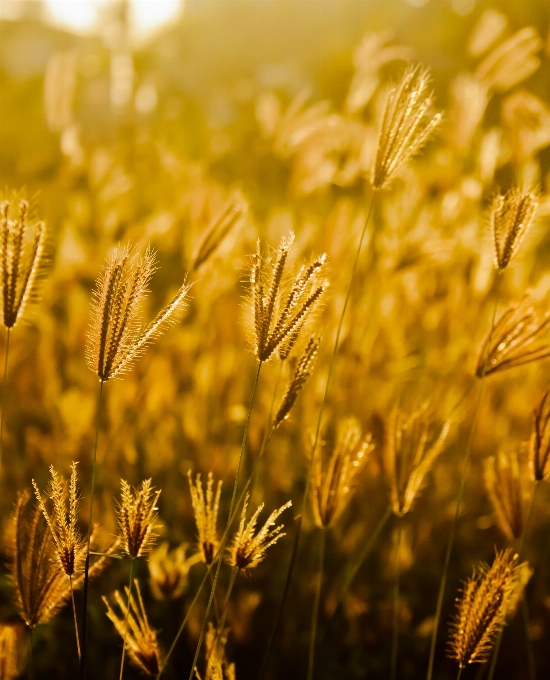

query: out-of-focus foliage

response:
[2,1,550,679]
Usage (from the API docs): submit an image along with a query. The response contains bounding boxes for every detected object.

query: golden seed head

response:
[247,233,327,363]
[103,580,162,676]
[476,294,550,378]
[194,623,236,680]
[116,478,161,559]
[530,390,550,482]
[227,494,291,572]
[86,244,190,382]
[8,492,111,628]
[447,549,522,668]
[149,542,201,601]
[312,418,373,528]
[32,461,83,577]
[384,405,450,517]
[273,336,321,430]
[490,187,539,270]
[0,198,46,329]
[371,64,442,189]
[188,471,222,565]
[483,450,524,542]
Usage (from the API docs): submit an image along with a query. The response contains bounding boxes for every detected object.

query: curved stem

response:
[70,575,82,660]
[487,482,540,680]
[390,519,402,680]
[307,528,326,680]
[0,327,11,478]
[119,559,134,680]
[186,362,262,680]
[426,273,503,680]
[80,379,104,680]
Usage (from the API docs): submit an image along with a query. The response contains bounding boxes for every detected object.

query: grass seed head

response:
[530,390,550,481]
[247,233,327,363]
[103,579,162,676]
[476,294,550,377]
[0,198,46,329]
[87,244,190,381]
[194,623,236,680]
[116,478,161,558]
[483,450,524,542]
[312,418,373,528]
[447,549,522,668]
[227,494,291,572]
[490,187,539,270]
[371,64,442,189]
[188,471,222,565]
[149,542,201,600]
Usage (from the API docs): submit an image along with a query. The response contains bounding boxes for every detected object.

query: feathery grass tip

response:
[116,478,161,558]
[490,187,538,270]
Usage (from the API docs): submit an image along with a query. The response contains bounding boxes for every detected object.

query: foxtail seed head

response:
[484,450,524,542]
[530,390,550,482]
[116,478,161,558]
[188,471,222,565]
[490,187,538,270]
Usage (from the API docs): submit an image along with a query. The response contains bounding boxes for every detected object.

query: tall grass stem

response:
[307,528,326,680]
[70,575,81,660]
[119,559,134,680]
[390,519,402,680]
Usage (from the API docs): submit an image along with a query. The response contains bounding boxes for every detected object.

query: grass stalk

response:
[487,482,540,680]
[0,327,11,477]
[70,575,82,660]
[186,361,262,680]
[426,273,502,680]
[29,627,34,680]
[80,378,105,680]
[307,527,326,680]
[119,559,134,680]
[390,519,402,680]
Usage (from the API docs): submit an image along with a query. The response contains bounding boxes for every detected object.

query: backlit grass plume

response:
[188,471,222,565]
[32,462,83,577]
[447,549,521,669]
[475,294,550,377]
[149,542,200,601]
[9,492,108,629]
[86,244,190,382]
[371,64,442,189]
[227,494,291,572]
[483,451,524,543]
[194,623,236,680]
[248,233,327,362]
[103,580,162,676]
[490,187,538,270]
[384,405,450,517]
[116,479,161,559]
[273,336,320,429]
[530,390,550,481]
[0,198,46,330]
[311,418,373,528]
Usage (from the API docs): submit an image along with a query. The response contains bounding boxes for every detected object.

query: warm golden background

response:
[1,0,550,678]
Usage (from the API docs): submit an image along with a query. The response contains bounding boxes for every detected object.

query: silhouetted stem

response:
[307,528,326,680]
[29,627,34,680]
[390,519,402,680]
[119,559,134,680]
[0,327,11,477]
[427,273,502,680]
[80,379,104,680]
[186,362,262,680]
[456,667,463,680]
[70,575,81,660]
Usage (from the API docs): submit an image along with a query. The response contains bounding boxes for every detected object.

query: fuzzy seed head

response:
[371,64,442,189]
[530,390,550,482]
[0,198,46,329]
[188,471,222,565]
[484,451,524,542]
[227,495,291,572]
[490,187,538,270]
[116,479,161,558]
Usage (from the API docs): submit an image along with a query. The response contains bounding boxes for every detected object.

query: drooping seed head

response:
[0,198,46,329]
[116,478,161,558]
[371,64,442,189]
[187,471,222,565]
[490,187,538,270]
[227,494,291,572]
[447,549,522,668]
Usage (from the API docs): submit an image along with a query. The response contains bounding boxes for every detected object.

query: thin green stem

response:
[487,482,540,680]
[186,362,262,680]
[80,378,104,680]
[119,559,134,680]
[390,519,402,680]
[427,273,503,680]
[457,667,463,680]
[307,528,326,680]
[267,191,377,674]
[0,327,11,477]
[70,575,82,660]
